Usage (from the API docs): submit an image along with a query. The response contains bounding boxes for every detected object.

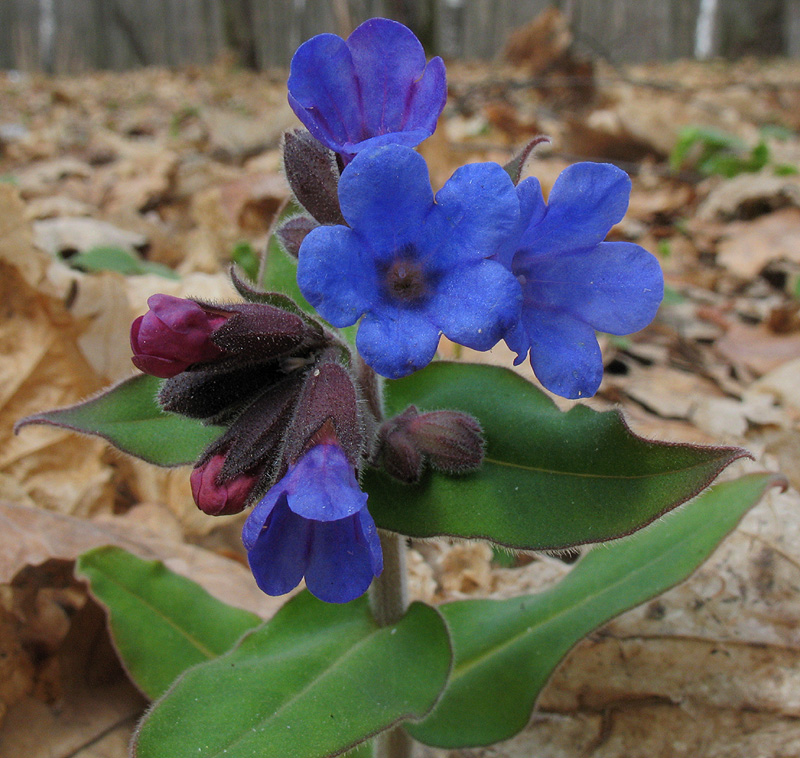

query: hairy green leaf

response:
[16,374,223,466]
[133,593,452,758]
[409,472,785,747]
[76,547,261,698]
[67,246,179,279]
[366,362,747,550]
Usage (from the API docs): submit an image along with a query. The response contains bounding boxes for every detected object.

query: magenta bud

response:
[131,294,229,378]
[190,453,259,516]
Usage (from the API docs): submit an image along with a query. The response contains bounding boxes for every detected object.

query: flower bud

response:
[281,356,365,473]
[275,214,318,258]
[377,406,485,482]
[190,453,259,516]
[130,294,228,378]
[408,410,484,474]
[283,129,346,225]
[377,418,423,484]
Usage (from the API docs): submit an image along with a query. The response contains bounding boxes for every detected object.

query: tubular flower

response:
[502,162,664,399]
[130,295,228,378]
[287,17,446,160]
[242,443,383,604]
[297,144,522,379]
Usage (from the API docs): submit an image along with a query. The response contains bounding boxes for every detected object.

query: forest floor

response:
[2,48,800,758]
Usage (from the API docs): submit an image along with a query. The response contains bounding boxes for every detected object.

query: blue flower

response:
[242,443,382,604]
[297,144,523,379]
[287,18,446,160]
[502,162,664,399]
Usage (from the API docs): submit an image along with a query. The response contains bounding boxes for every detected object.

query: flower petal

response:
[241,488,281,550]
[521,162,631,256]
[356,308,440,379]
[519,241,664,335]
[431,260,521,350]
[357,508,383,576]
[429,162,520,269]
[297,225,378,327]
[284,444,368,522]
[338,145,433,257]
[347,18,435,138]
[340,128,433,155]
[503,320,530,365]
[405,55,447,136]
[305,515,378,603]
[287,34,363,152]
[523,308,604,399]
[245,497,310,597]
[493,177,546,269]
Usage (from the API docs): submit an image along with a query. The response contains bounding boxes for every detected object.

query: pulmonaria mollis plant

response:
[18,16,781,758]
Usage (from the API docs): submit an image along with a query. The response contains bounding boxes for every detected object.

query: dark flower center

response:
[384,254,428,304]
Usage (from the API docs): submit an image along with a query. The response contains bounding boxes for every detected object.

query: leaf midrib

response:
[204,618,403,758]
[86,566,218,661]
[483,452,737,479]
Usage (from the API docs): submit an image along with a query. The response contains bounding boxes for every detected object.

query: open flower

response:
[297,144,522,379]
[502,162,664,399]
[287,17,446,160]
[242,443,383,604]
[130,295,228,378]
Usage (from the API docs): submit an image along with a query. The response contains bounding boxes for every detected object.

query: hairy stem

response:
[370,531,409,626]
[369,531,412,758]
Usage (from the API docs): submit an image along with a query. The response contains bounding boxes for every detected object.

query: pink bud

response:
[130,294,228,378]
[190,454,258,516]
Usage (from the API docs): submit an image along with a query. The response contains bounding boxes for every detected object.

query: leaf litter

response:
[2,12,800,755]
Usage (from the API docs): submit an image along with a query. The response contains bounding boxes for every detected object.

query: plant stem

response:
[370,531,409,626]
[369,531,412,758]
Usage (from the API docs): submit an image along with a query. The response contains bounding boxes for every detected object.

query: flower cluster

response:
[282,18,663,396]
[127,17,663,605]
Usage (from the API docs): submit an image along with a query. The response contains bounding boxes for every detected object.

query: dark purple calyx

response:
[377,405,485,483]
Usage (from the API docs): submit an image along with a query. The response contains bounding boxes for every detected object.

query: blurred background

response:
[1,0,798,73]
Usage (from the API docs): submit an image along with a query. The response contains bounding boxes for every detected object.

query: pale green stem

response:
[369,531,413,758]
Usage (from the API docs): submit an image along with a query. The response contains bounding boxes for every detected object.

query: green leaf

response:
[365,363,747,550]
[16,374,224,466]
[76,547,261,699]
[409,472,785,748]
[260,202,315,312]
[230,240,260,282]
[67,246,179,279]
[133,593,452,758]
[342,744,373,758]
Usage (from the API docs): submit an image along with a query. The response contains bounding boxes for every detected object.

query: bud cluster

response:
[129,264,481,603]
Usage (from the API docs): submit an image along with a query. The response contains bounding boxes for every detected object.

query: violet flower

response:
[287,17,446,160]
[297,144,522,379]
[242,443,383,604]
[502,162,664,399]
